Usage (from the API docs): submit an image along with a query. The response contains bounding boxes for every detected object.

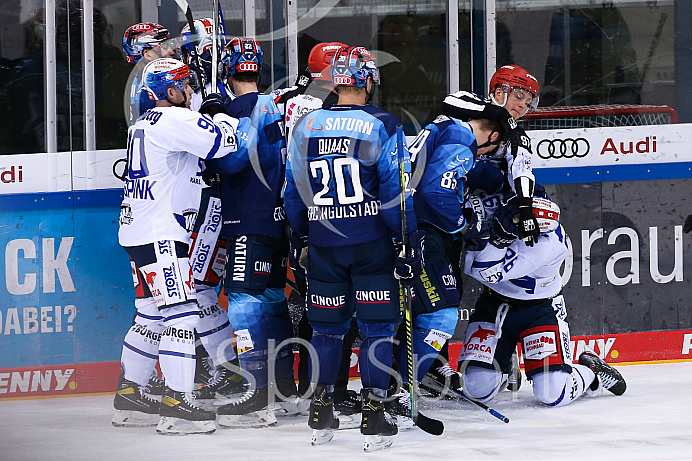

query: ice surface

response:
[1,362,691,460]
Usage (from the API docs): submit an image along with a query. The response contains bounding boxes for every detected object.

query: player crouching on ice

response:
[459,193,626,407]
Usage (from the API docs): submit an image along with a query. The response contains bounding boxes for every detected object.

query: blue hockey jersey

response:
[408,115,477,234]
[285,104,416,247]
[206,92,286,239]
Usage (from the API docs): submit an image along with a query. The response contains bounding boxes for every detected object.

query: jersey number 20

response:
[309,157,364,206]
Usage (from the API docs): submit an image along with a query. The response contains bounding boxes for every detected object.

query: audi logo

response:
[536,138,590,159]
[238,62,258,72]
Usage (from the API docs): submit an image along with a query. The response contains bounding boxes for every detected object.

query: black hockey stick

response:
[396,124,444,437]
[174,0,207,98]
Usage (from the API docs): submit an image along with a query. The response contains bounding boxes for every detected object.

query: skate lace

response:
[138,386,159,404]
[599,373,618,389]
[437,364,457,377]
[207,367,228,387]
[383,409,397,426]
[182,392,203,409]
[202,357,215,375]
[397,392,412,415]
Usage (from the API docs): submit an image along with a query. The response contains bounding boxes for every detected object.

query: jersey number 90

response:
[309,157,364,206]
[126,129,149,179]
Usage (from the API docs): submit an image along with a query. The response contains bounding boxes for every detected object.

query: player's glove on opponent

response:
[199,93,232,117]
[516,196,540,246]
[394,230,425,285]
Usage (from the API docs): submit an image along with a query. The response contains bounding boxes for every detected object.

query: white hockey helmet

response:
[532,196,560,233]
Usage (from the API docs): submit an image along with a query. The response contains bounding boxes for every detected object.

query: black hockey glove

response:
[462,198,490,252]
[394,230,425,285]
[516,197,540,246]
[287,228,308,272]
[199,93,232,117]
[489,197,520,249]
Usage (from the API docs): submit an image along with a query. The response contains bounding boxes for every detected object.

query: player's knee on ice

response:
[462,366,503,402]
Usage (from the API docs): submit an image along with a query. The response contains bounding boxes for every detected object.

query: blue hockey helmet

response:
[123,22,171,64]
[330,46,380,88]
[222,37,262,76]
[143,58,192,101]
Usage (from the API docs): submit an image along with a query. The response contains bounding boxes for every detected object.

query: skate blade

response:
[363,435,394,452]
[217,408,277,428]
[274,397,310,417]
[395,415,415,431]
[311,428,336,445]
[336,412,361,430]
[112,410,158,427]
[155,417,216,435]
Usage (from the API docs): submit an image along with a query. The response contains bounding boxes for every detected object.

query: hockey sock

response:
[532,365,595,407]
[358,321,395,393]
[462,365,504,402]
[310,329,346,386]
[159,302,200,392]
[263,289,295,380]
[196,285,236,366]
[228,292,269,389]
[121,297,164,386]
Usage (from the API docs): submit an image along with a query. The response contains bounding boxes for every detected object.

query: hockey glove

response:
[462,199,490,252]
[394,230,425,285]
[489,199,520,249]
[516,199,540,246]
[287,228,308,272]
[199,93,232,117]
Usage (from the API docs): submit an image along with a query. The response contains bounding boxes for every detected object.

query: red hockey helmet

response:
[123,22,171,64]
[532,197,560,234]
[489,65,540,111]
[308,42,347,81]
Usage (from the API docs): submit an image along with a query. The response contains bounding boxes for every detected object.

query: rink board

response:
[1,125,692,399]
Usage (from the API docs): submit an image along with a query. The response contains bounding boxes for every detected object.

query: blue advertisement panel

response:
[0,190,133,368]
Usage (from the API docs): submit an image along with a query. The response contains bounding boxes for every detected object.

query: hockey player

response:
[178,18,242,400]
[113,57,241,435]
[387,97,513,416]
[122,23,176,125]
[179,18,233,111]
[203,37,296,428]
[459,194,627,406]
[273,42,360,414]
[443,65,542,246]
[285,45,423,452]
[428,65,543,394]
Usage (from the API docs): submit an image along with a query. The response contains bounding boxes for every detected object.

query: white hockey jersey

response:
[190,80,234,113]
[282,93,323,150]
[464,224,569,300]
[118,106,239,247]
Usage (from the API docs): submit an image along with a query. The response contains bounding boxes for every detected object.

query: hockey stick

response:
[174,0,207,98]
[440,387,509,423]
[396,124,444,437]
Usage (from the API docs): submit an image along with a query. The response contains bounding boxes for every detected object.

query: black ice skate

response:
[333,388,361,415]
[578,351,627,396]
[499,351,522,393]
[112,374,160,427]
[145,370,165,396]
[361,388,398,452]
[157,386,216,435]
[309,385,340,445]
[384,388,414,430]
[193,359,244,400]
[216,386,277,428]
[420,363,463,399]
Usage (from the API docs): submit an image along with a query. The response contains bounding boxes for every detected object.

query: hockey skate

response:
[156,386,216,435]
[309,385,340,445]
[193,360,244,400]
[420,363,463,399]
[144,370,165,396]
[216,386,278,428]
[333,389,361,415]
[361,388,398,452]
[384,388,414,430]
[578,351,627,396]
[112,374,160,427]
[274,377,306,417]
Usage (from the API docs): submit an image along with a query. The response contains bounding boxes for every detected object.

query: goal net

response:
[520,104,678,130]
